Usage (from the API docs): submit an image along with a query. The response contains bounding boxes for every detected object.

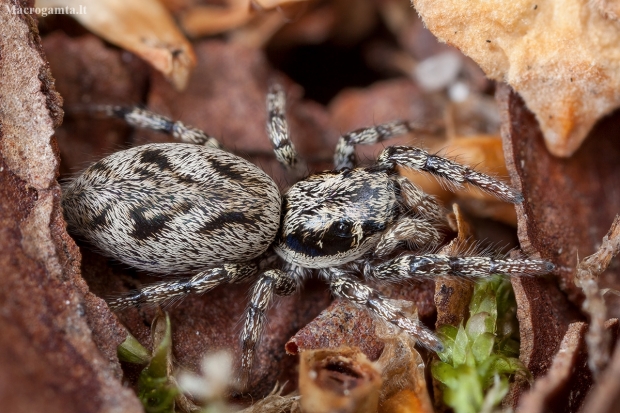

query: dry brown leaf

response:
[0,3,142,412]
[413,0,620,157]
[173,0,308,38]
[434,204,476,328]
[496,84,620,408]
[374,308,434,413]
[37,0,196,90]
[517,322,589,413]
[299,348,382,413]
[516,320,618,413]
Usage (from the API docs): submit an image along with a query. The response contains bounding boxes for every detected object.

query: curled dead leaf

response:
[517,320,619,413]
[37,0,196,90]
[374,308,434,413]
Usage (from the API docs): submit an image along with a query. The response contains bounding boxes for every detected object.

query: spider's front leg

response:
[334,120,437,170]
[239,269,297,387]
[374,217,442,257]
[394,176,446,223]
[328,269,443,351]
[367,254,555,282]
[107,263,257,309]
[378,146,523,203]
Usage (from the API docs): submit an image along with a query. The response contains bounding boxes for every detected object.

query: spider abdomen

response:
[62,143,281,274]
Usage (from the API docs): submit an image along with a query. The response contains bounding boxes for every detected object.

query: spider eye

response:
[331,220,353,238]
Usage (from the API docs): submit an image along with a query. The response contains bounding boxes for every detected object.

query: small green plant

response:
[431,275,530,413]
[118,313,178,413]
[118,313,233,413]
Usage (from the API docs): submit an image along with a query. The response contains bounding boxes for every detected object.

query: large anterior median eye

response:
[330,220,354,238]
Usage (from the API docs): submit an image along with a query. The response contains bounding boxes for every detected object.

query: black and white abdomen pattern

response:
[62,143,281,274]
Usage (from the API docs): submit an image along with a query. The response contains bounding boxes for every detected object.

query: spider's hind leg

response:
[100,106,223,148]
[107,263,257,309]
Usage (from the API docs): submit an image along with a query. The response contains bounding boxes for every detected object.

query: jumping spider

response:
[62,83,553,386]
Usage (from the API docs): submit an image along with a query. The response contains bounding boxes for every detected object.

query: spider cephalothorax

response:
[276,169,396,268]
[62,83,553,387]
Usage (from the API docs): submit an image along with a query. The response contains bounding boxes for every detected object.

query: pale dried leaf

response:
[375,315,434,413]
[591,0,620,21]
[36,0,196,90]
[178,2,253,38]
[413,0,620,157]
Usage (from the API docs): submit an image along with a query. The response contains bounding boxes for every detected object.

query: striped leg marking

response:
[103,106,223,148]
[266,84,300,171]
[369,254,555,282]
[107,263,257,309]
[334,120,420,170]
[378,146,523,203]
[239,269,296,388]
[329,271,443,351]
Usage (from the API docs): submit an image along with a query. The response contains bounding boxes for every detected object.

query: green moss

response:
[432,275,529,413]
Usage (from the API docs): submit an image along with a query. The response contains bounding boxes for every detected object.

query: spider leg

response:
[101,106,223,148]
[328,270,443,351]
[107,263,257,309]
[334,120,437,170]
[266,84,304,177]
[239,269,297,388]
[367,254,555,282]
[378,146,523,203]
[374,217,442,257]
[394,176,446,223]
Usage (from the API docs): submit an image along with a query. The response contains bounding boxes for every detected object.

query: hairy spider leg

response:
[334,120,440,170]
[329,269,443,351]
[367,254,555,282]
[107,263,257,309]
[103,106,223,149]
[378,146,523,203]
[265,83,303,175]
[239,269,297,387]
